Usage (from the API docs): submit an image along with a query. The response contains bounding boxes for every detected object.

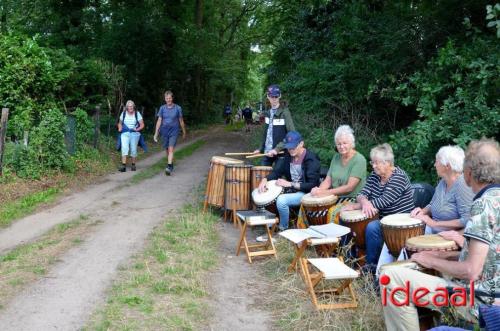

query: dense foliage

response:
[0,1,498,183]
[256,1,499,182]
[0,0,263,178]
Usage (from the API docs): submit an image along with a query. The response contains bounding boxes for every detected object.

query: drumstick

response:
[224,152,256,156]
[246,151,284,159]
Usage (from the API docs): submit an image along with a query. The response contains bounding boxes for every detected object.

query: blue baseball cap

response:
[283,131,303,149]
[267,84,281,97]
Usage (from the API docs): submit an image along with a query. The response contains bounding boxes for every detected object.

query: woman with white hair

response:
[375,145,474,274]
[118,100,145,172]
[309,125,367,224]
[411,145,474,232]
[343,143,414,272]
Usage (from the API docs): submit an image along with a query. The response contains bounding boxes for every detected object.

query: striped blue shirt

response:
[358,166,414,217]
[426,175,474,232]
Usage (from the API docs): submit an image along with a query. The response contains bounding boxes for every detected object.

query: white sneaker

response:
[256,235,276,243]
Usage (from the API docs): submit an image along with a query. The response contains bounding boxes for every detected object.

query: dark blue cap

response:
[283,131,303,149]
[267,84,281,97]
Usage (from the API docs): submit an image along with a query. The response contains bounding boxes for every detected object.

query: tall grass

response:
[0,188,60,227]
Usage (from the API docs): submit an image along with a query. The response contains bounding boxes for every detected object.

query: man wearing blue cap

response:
[253,84,295,166]
[257,131,321,233]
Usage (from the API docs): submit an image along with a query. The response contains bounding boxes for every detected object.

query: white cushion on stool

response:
[247,218,277,226]
[309,237,339,246]
[308,258,358,280]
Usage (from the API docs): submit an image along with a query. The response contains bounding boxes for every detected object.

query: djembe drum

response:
[405,234,458,258]
[251,180,283,214]
[225,164,253,212]
[204,156,243,210]
[301,194,338,226]
[251,166,273,190]
[381,213,425,258]
[340,209,378,261]
[379,259,423,275]
[301,193,338,256]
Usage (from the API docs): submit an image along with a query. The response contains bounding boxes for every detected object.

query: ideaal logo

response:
[380,274,475,307]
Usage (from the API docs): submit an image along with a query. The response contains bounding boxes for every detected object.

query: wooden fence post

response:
[0,108,10,176]
[93,105,101,149]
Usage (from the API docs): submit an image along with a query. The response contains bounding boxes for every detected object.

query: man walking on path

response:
[154,90,186,175]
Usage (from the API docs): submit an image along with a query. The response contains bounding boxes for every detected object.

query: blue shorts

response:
[160,126,180,148]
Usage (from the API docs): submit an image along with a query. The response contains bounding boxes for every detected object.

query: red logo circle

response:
[380,274,390,285]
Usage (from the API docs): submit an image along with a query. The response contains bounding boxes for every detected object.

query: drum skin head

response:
[381,213,422,227]
[340,209,368,222]
[252,180,283,206]
[406,234,457,250]
[301,193,338,207]
[379,260,419,273]
[211,156,244,165]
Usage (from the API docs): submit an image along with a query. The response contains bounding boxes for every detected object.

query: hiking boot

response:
[119,165,126,172]
[165,166,171,176]
[131,164,136,171]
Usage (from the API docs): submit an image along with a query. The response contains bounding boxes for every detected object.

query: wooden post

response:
[106,98,112,148]
[93,105,101,149]
[0,108,9,176]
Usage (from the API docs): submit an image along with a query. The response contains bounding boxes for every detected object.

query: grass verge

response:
[85,203,219,331]
[0,214,98,309]
[130,139,206,184]
[0,187,61,228]
[258,240,385,331]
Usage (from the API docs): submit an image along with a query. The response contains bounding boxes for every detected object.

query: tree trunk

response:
[193,0,204,117]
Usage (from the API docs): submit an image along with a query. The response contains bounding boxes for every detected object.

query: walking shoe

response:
[165,166,171,176]
[131,164,136,171]
[119,165,126,172]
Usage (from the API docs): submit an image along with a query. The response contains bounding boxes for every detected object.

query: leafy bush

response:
[0,33,74,138]
[30,108,69,170]
[3,143,41,179]
[72,107,94,148]
[389,37,500,182]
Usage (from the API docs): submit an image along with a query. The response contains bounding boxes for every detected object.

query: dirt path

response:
[207,221,272,331]
[0,127,272,331]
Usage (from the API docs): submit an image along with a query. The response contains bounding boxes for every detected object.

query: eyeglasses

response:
[369,160,386,166]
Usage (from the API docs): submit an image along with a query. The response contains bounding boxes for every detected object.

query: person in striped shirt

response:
[343,143,414,271]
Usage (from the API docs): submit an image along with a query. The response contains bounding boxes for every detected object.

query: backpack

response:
[121,110,140,129]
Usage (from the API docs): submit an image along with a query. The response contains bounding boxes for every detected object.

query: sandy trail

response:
[0,128,271,331]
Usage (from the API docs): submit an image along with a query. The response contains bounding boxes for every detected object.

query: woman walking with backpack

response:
[118,100,144,172]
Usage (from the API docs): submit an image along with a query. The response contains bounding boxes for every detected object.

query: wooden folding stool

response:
[235,210,278,263]
[300,257,359,310]
[288,237,339,272]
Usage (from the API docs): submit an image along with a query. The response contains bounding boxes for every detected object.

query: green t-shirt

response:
[327,151,367,198]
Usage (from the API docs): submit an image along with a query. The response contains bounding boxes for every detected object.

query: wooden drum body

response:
[205,156,243,208]
[340,210,377,250]
[251,166,273,190]
[225,164,253,211]
[301,194,338,226]
[380,213,425,258]
[405,234,458,257]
